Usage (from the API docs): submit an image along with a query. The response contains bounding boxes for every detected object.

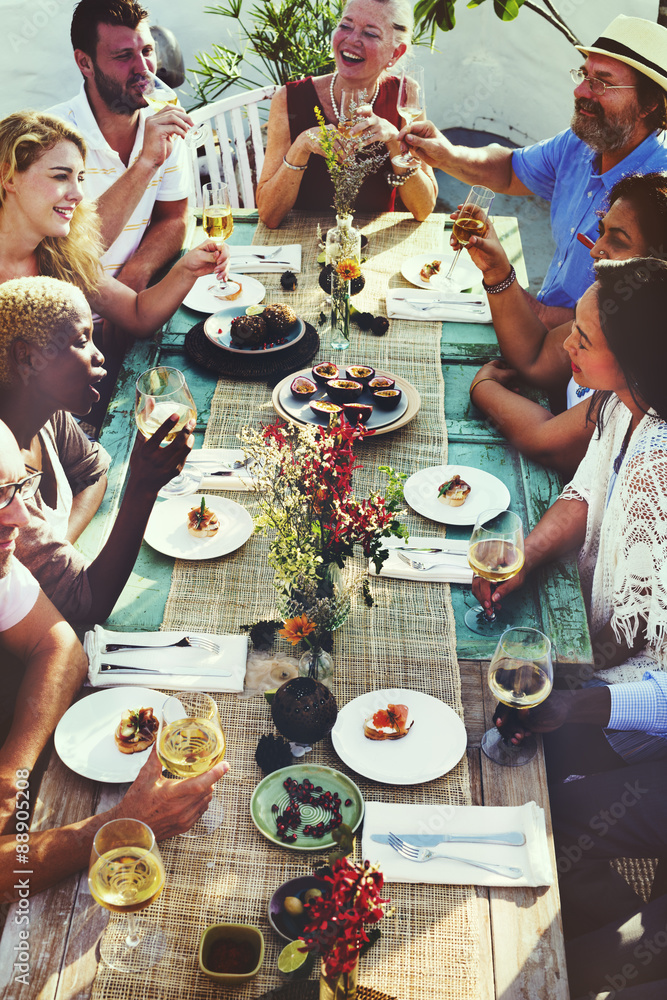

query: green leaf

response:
[466,0,486,8]
[493,0,524,20]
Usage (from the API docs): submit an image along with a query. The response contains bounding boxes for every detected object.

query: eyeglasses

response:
[570,69,637,97]
[0,471,42,510]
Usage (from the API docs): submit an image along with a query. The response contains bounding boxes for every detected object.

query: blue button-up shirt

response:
[512,128,667,308]
[608,671,667,736]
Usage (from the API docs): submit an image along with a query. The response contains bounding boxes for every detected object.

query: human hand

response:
[470,359,519,392]
[350,106,400,148]
[493,691,571,744]
[179,240,230,282]
[396,119,449,167]
[471,561,527,617]
[449,213,510,284]
[115,745,230,839]
[130,413,195,492]
[139,106,193,169]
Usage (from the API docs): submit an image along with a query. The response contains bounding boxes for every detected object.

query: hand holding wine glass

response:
[436,185,494,290]
[202,182,237,296]
[466,508,525,636]
[392,65,425,170]
[141,72,209,147]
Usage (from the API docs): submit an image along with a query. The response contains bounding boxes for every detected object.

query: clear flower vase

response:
[298,648,334,689]
[326,215,361,353]
[319,956,359,1000]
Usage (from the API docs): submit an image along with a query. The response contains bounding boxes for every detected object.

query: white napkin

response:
[362,800,553,887]
[386,288,491,324]
[159,448,257,498]
[228,244,302,273]
[370,537,473,585]
[84,625,248,693]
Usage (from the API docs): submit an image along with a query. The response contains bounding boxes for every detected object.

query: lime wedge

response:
[263,688,277,705]
[246,304,264,315]
[277,940,314,978]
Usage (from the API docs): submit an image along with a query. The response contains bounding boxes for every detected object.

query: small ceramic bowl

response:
[268,875,329,941]
[198,923,265,984]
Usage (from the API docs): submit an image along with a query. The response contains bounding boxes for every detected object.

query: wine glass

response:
[202,181,236,296]
[338,88,367,139]
[482,627,553,766]
[88,818,166,972]
[466,507,524,636]
[141,72,209,147]
[135,367,197,495]
[435,184,494,290]
[392,64,425,170]
[157,691,226,838]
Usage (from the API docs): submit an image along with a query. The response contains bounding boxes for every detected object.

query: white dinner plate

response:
[55,687,170,783]
[403,464,511,526]
[144,494,254,559]
[276,367,409,432]
[203,313,306,354]
[331,688,467,785]
[401,252,482,292]
[182,272,266,313]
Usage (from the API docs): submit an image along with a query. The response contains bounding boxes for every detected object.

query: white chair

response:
[187,85,278,211]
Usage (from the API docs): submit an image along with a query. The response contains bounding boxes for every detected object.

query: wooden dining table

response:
[0,208,589,1000]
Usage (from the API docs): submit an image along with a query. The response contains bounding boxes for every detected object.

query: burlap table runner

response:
[91,213,480,1000]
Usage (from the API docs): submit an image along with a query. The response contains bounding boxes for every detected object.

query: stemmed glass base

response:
[100,918,167,972]
[481,725,538,766]
[179,794,225,839]
[464,605,507,637]
[391,152,419,170]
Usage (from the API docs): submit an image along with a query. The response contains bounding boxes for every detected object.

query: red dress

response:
[286,76,399,213]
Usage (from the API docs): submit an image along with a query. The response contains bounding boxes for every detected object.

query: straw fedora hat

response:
[576,15,667,94]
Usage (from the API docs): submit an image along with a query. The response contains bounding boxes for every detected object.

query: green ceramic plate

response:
[250,764,364,852]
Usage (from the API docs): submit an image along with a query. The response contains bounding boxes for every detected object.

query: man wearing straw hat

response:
[401,15,667,326]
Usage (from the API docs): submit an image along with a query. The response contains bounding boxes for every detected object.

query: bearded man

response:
[399,16,667,327]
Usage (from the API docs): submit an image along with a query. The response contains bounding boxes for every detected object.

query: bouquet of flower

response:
[311,104,388,217]
[241,418,408,599]
[300,857,390,979]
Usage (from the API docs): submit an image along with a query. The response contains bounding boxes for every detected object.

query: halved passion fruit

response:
[368,376,395,392]
[371,388,402,410]
[326,379,364,404]
[312,362,339,386]
[343,403,373,425]
[309,400,343,423]
[290,376,317,399]
[345,365,375,385]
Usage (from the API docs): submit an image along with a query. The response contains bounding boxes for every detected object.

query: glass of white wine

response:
[338,88,367,140]
[466,507,525,636]
[482,626,553,766]
[88,818,166,972]
[436,184,494,291]
[392,64,425,170]
[202,181,236,296]
[135,367,197,495]
[141,71,209,147]
[157,691,226,838]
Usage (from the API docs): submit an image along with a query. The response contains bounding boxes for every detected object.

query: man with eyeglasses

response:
[399,15,667,327]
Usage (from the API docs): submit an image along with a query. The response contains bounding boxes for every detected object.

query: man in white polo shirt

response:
[48,0,192,350]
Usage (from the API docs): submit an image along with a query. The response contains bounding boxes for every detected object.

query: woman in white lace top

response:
[473,257,667,766]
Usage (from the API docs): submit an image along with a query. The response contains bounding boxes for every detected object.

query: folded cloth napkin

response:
[85,625,248,693]
[362,800,553,887]
[386,288,491,324]
[158,448,257,497]
[227,244,302,273]
[369,536,473,585]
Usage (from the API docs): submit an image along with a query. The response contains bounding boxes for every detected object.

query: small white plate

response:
[403,464,511,526]
[331,688,467,785]
[401,252,482,292]
[183,272,266,313]
[144,494,254,559]
[55,687,169,783]
[203,313,306,354]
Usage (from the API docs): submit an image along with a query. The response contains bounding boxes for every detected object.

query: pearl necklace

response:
[329,71,380,121]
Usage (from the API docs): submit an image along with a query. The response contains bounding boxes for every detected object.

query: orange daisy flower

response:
[278,614,317,644]
[336,259,361,281]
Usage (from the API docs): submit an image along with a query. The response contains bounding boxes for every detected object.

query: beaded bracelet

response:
[386,164,419,187]
[482,265,516,294]
[469,377,499,399]
[283,155,307,172]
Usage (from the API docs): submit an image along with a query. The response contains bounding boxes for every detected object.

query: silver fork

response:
[105,636,220,654]
[398,553,460,572]
[388,833,523,879]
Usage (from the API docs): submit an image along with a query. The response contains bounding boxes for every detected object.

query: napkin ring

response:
[482,265,516,294]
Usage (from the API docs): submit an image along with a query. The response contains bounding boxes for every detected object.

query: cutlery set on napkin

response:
[362,800,553,887]
[159,447,257,498]
[227,244,302,273]
[84,625,248,692]
[386,288,492,324]
[370,537,473,584]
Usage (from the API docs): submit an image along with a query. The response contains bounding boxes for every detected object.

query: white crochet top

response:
[559,396,667,684]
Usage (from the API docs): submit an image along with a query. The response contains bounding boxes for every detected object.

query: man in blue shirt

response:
[401,15,667,327]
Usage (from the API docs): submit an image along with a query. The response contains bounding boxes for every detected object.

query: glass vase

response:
[326,215,361,353]
[299,647,334,689]
[319,956,359,1000]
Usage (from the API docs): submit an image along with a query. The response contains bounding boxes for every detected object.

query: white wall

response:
[2,0,658,143]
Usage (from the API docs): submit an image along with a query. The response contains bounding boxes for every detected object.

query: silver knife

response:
[100,664,232,676]
[393,296,485,306]
[371,832,525,847]
[395,545,465,556]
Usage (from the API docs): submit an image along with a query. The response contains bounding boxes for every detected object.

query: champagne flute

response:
[157,691,226,838]
[466,507,524,636]
[202,181,236,296]
[88,818,166,972]
[482,627,553,766]
[435,184,494,290]
[392,64,425,170]
[141,71,209,147]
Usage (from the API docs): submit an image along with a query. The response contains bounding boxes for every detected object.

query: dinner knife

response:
[370,832,525,847]
[100,664,233,676]
[392,296,485,307]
